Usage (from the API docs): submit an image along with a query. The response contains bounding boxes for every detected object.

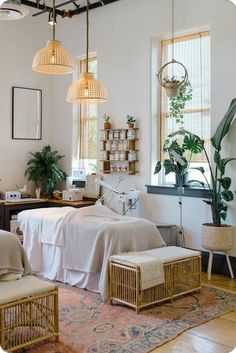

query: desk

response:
[4,199,48,231]
[47,199,95,208]
[2,199,96,231]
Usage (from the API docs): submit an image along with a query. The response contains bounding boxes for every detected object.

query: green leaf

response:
[211,98,236,151]
[183,134,204,154]
[221,190,234,202]
[154,161,162,174]
[187,179,205,187]
[163,159,176,174]
[214,151,225,174]
[218,177,231,190]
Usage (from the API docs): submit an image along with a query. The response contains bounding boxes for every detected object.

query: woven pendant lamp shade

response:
[32,40,76,75]
[67,72,108,103]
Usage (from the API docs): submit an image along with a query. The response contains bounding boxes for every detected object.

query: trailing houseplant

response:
[25,145,67,196]
[167,80,192,128]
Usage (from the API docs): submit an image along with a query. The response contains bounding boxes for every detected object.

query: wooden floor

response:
[151,272,236,353]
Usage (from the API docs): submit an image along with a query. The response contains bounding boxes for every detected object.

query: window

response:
[159,31,210,184]
[78,56,98,174]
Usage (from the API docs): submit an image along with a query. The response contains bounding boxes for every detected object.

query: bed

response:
[18,205,165,299]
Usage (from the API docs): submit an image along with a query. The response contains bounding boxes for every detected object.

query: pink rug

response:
[24,283,236,353]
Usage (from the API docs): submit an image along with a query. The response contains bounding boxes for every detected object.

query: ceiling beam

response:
[21,0,121,18]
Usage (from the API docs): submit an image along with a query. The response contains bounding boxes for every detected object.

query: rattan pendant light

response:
[157,0,188,97]
[66,0,108,104]
[32,0,75,75]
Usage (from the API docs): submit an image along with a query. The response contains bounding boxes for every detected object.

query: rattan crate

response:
[109,254,201,313]
[0,276,59,351]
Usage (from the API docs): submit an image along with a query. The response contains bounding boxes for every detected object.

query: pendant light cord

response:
[86,0,89,73]
[171,0,174,61]
[53,0,56,40]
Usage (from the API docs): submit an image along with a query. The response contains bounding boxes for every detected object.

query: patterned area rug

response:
[25,284,236,353]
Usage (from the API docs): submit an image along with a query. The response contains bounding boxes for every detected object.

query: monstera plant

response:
[154,130,204,186]
[25,145,66,196]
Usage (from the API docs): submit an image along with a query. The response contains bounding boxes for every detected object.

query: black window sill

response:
[146,184,210,198]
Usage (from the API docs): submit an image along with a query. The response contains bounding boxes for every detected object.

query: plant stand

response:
[177,186,185,247]
[207,250,234,280]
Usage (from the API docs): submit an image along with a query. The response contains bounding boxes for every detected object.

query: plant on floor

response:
[189,98,236,226]
[25,145,67,196]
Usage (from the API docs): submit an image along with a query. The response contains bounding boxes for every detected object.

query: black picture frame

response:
[12,86,42,140]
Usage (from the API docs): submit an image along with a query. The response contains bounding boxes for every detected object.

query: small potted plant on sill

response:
[127,115,136,128]
[103,114,111,130]
[154,130,204,187]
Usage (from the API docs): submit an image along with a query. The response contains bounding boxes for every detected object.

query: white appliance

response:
[62,188,83,201]
[1,191,21,201]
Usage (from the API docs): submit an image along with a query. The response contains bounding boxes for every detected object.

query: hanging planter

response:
[157,60,188,98]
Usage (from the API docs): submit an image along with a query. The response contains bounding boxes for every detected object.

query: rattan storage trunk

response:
[109,248,201,313]
[0,275,59,351]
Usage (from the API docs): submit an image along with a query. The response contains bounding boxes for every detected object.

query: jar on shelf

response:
[122,165,128,172]
[108,131,114,140]
[101,151,108,160]
[114,151,120,160]
[105,141,111,151]
[118,142,123,151]
[120,129,126,140]
[119,151,125,161]
[128,151,137,161]
[127,129,136,140]
[113,130,120,140]
[116,165,121,172]
[122,140,128,151]
[111,141,118,151]
[110,164,115,172]
[101,131,108,140]
[110,152,114,161]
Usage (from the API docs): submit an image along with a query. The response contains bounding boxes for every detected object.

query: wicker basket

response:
[109,255,201,313]
[0,276,59,351]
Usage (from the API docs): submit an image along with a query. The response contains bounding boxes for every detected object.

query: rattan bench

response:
[109,246,201,313]
[0,275,59,352]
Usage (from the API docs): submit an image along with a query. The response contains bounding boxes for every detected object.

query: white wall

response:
[1,0,236,255]
[0,9,54,193]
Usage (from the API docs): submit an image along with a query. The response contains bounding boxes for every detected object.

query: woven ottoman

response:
[0,275,59,351]
[109,246,201,313]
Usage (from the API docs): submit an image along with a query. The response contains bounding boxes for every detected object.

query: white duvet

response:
[18,205,165,299]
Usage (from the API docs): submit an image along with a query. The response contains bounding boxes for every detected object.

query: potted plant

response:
[103,114,111,129]
[154,130,204,186]
[25,145,67,196]
[186,99,236,254]
[126,115,136,128]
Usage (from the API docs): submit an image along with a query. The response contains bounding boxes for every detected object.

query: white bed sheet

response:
[18,205,165,299]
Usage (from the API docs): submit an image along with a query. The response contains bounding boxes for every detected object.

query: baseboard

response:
[201,250,236,277]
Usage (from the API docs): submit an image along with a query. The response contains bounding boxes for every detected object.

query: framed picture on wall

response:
[12,86,42,140]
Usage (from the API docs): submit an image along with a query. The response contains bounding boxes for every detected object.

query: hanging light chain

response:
[52,0,56,40]
[171,0,174,62]
[86,0,89,74]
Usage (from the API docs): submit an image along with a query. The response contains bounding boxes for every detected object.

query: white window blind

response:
[79,56,98,161]
[160,31,210,162]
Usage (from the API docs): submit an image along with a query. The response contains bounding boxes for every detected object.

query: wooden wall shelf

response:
[100,128,139,174]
